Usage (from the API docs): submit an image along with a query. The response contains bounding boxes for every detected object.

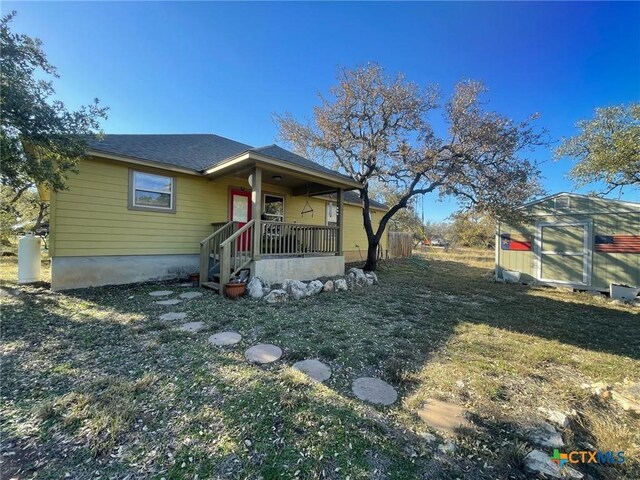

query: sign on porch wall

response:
[500,233,532,251]
[595,235,640,253]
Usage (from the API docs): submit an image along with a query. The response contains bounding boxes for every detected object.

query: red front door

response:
[230,189,252,250]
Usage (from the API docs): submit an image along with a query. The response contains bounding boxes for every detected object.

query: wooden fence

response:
[387,231,413,258]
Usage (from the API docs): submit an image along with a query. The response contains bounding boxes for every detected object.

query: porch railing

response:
[219,220,255,288]
[260,221,339,256]
[199,221,238,286]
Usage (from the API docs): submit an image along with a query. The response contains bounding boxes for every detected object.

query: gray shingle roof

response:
[87,134,252,171]
[249,144,354,182]
[326,191,387,210]
[86,134,387,209]
[87,135,355,182]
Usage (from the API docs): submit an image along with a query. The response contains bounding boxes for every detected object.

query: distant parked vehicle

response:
[430,237,449,247]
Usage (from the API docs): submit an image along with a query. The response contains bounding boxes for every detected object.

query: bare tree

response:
[276,65,544,270]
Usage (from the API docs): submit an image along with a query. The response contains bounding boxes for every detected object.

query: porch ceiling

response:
[204,153,361,196]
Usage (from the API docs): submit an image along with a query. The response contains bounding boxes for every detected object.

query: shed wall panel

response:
[497,197,639,290]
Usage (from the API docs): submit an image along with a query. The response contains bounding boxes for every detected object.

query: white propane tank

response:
[18,232,42,284]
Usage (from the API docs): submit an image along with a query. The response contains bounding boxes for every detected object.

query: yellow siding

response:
[51,157,388,258]
[53,157,227,256]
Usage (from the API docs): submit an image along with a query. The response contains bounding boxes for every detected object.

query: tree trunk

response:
[363,237,379,271]
[33,202,48,231]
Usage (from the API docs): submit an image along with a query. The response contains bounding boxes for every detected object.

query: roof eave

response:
[203,151,362,190]
[86,148,202,175]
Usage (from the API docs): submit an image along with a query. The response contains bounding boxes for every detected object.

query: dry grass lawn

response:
[1,250,638,479]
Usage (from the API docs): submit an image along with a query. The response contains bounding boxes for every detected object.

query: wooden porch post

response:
[252,166,262,260]
[336,188,344,256]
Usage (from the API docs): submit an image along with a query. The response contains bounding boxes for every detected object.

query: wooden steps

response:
[201,281,220,291]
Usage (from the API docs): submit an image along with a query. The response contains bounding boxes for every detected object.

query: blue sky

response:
[5,1,640,219]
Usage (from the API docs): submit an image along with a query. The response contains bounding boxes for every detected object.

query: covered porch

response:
[198,148,361,291]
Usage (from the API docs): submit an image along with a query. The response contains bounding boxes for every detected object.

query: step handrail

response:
[200,221,235,246]
[199,221,238,286]
[219,220,255,291]
[220,219,255,248]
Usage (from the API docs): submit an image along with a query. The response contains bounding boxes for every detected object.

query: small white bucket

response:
[610,283,640,301]
[502,270,521,283]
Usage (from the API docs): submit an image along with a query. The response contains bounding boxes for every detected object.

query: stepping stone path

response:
[179,321,206,333]
[417,399,471,434]
[209,331,242,346]
[149,290,174,297]
[292,359,332,382]
[156,299,182,306]
[245,344,282,364]
[352,377,397,405]
[179,291,203,300]
[160,312,187,321]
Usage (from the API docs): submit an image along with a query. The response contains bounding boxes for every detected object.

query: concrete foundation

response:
[252,255,345,283]
[51,254,199,290]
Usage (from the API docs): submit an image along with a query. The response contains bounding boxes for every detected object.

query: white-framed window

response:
[326,202,339,226]
[263,194,284,222]
[128,170,176,213]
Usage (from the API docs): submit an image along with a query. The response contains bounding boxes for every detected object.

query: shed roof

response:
[523,192,640,210]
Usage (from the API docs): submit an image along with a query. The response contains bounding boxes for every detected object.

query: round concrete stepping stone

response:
[179,291,203,300]
[417,398,471,434]
[292,359,332,382]
[245,344,282,364]
[156,299,182,306]
[352,377,398,405]
[178,321,205,333]
[160,312,187,321]
[208,331,242,346]
[149,290,174,297]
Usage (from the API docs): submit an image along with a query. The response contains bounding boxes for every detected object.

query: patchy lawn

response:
[1,252,638,479]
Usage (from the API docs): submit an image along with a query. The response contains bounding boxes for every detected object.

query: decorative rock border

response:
[249,268,378,303]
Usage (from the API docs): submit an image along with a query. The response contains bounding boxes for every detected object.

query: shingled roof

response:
[87,134,354,180]
[249,145,354,182]
[325,191,387,210]
[87,134,252,171]
[86,134,387,209]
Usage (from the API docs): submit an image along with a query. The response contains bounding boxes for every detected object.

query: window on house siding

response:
[264,194,284,222]
[130,171,175,211]
[326,202,339,226]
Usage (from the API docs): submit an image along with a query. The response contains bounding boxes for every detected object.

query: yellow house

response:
[48,134,389,290]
